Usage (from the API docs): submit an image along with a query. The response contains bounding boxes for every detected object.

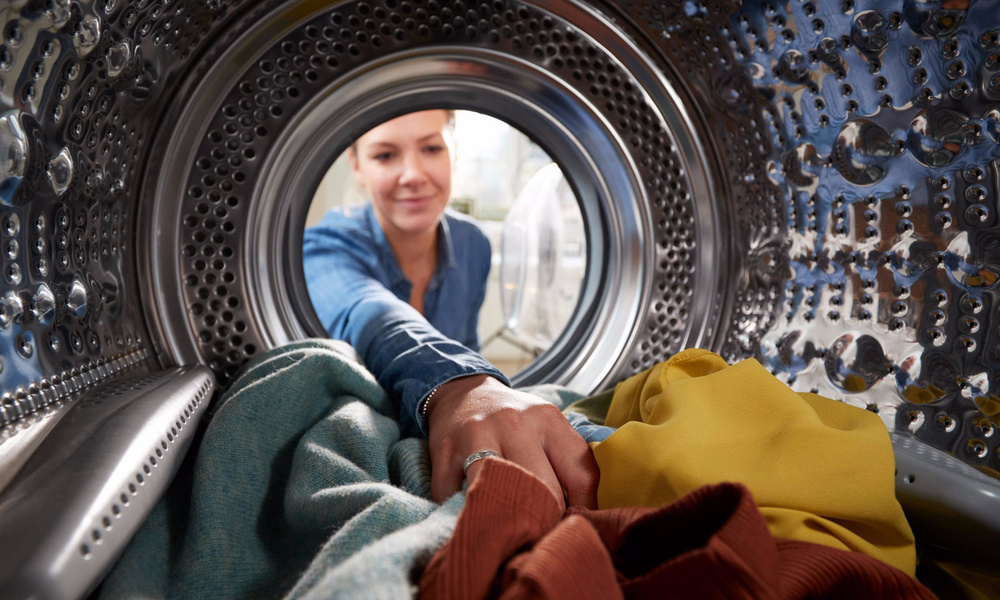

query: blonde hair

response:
[350,109,456,153]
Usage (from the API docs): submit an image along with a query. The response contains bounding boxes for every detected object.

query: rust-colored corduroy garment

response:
[418,458,936,600]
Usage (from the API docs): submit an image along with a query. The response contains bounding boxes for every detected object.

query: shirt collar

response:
[437,210,458,271]
[363,204,408,288]
[363,203,458,288]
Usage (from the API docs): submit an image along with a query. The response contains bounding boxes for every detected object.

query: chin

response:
[396,217,440,235]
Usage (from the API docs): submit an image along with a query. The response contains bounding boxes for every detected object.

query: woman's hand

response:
[425,375,599,510]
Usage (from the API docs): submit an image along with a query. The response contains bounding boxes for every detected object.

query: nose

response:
[398,151,428,187]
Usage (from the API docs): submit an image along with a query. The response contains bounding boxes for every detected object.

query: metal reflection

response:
[738,1,1000,477]
[0,0,996,530]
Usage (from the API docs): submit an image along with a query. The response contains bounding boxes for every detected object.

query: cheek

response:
[429,160,452,191]
[365,169,398,198]
[376,176,398,198]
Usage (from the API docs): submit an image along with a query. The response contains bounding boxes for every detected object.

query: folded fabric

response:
[594,348,917,576]
[99,339,463,600]
[563,388,615,426]
[418,458,935,600]
[97,340,588,600]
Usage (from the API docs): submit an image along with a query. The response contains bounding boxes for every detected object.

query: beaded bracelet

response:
[418,384,441,420]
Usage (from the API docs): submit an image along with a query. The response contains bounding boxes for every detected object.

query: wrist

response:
[423,374,501,425]
[418,383,443,421]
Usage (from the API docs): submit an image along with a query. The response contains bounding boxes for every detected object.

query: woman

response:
[303,109,597,510]
[305,109,490,351]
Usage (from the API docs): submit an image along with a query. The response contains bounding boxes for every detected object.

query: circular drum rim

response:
[140,0,726,393]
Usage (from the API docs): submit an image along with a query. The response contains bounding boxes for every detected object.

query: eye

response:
[371,151,395,162]
[423,144,445,155]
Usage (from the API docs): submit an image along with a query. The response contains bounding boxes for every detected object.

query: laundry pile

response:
[97,339,934,599]
[421,461,930,599]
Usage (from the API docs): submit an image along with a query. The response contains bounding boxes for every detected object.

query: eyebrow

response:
[364,132,445,148]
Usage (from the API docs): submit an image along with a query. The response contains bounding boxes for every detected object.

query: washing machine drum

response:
[1,0,999,597]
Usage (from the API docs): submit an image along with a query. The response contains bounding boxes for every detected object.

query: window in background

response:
[306,110,586,377]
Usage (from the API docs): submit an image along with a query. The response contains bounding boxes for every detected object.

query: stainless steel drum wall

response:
[0,0,221,425]
[141,0,727,395]
[726,1,1000,477]
[1,0,1000,481]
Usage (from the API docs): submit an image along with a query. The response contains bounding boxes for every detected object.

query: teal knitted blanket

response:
[99,339,466,600]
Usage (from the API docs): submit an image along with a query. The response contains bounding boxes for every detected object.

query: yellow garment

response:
[593,348,917,576]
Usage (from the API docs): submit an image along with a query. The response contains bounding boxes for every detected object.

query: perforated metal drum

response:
[1,0,999,597]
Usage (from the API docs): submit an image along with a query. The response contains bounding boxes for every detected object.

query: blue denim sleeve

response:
[565,411,617,443]
[303,222,509,437]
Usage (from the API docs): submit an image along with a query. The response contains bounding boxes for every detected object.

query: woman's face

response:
[349,110,454,238]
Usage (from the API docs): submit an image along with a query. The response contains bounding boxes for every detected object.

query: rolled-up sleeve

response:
[303,216,509,436]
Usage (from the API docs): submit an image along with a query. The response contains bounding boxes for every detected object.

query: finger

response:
[544,417,600,509]
[505,442,566,511]
[462,451,501,484]
[430,438,465,504]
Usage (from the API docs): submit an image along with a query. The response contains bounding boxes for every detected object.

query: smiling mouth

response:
[396,196,434,205]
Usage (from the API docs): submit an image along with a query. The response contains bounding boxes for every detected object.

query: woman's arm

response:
[304,222,506,435]
[304,219,599,508]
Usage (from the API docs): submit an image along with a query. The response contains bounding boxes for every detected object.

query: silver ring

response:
[463,450,501,475]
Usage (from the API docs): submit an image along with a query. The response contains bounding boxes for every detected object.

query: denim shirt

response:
[303,203,509,436]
